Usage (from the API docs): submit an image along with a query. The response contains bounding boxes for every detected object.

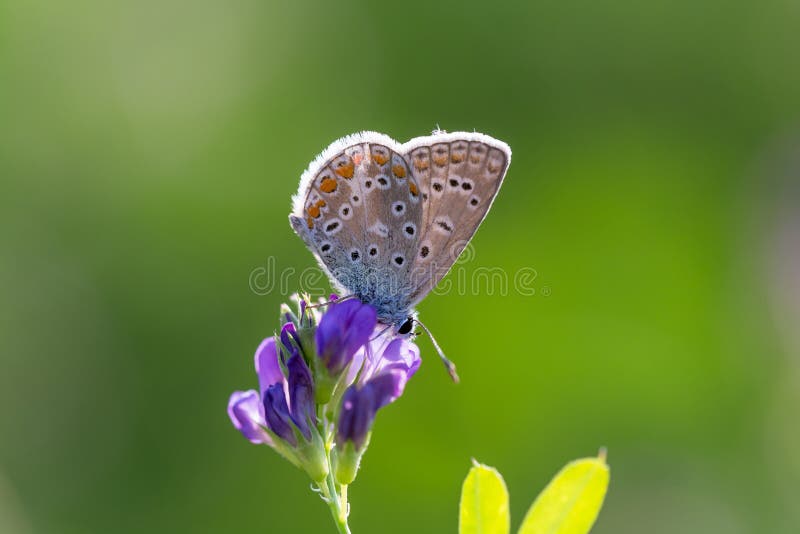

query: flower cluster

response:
[227,295,420,532]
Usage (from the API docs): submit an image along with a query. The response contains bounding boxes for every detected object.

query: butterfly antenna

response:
[414,319,459,383]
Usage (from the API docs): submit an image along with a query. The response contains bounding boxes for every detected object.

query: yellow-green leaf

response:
[459,460,510,534]
[517,452,609,534]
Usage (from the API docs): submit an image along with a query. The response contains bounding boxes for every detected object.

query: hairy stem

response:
[317,381,351,533]
[318,439,351,534]
[319,468,350,534]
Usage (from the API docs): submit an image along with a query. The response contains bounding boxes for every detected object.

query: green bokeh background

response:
[2,1,799,533]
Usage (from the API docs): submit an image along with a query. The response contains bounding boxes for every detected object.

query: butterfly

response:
[289,130,511,378]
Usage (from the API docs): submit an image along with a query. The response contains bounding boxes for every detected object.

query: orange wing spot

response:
[470,155,482,164]
[451,153,465,163]
[352,153,364,165]
[487,163,500,173]
[373,153,389,165]
[392,164,406,178]
[306,199,327,219]
[414,159,429,171]
[433,155,448,166]
[306,216,314,229]
[409,182,419,197]
[320,177,338,193]
[335,162,355,179]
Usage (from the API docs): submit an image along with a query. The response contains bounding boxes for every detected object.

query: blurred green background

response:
[1,1,799,533]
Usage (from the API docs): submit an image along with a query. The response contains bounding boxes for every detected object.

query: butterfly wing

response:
[289,132,423,322]
[400,132,511,306]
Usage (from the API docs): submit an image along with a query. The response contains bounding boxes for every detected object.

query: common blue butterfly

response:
[289,131,511,376]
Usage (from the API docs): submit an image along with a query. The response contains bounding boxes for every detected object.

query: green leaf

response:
[459,460,510,534]
[517,451,610,534]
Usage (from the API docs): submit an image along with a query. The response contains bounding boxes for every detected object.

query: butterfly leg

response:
[369,323,394,342]
[305,294,358,310]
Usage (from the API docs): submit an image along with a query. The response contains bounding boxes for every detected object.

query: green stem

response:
[316,379,352,534]
[318,444,351,534]
[318,470,350,534]
[328,475,351,534]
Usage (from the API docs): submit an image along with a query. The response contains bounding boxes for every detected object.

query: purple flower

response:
[337,336,420,450]
[263,383,297,445]
[228,294,423,488]
[337,374,399,450]
[227,335,317,448]
[280,322,300,353]
[316,299,377,375]
[346,335,421,390]
[286,352,314,441]
[228,390,271,445]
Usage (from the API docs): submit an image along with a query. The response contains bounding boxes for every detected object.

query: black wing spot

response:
[420,246,430,258]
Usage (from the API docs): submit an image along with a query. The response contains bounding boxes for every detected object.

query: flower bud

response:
[297,427,329,483]
[312,299,377,403]
[279,303,298,329]
[333,437,369,485]
[316,299,376,376]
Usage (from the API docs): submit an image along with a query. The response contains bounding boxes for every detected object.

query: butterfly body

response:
[289,131,511,327]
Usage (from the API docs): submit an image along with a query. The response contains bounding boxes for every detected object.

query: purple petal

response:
[228,390,271,445]
[355,332,387,380]
[336,369,411,450]
[337,385,378,450]
[356,336,421,386]
[343,346,367,387]
[263,384,297,446]
[367,372,406,411]
[254,337,284,398]
[378,339,421,377]
[280,322,301,354]
[316,299,377,374]
[286,354,315,441]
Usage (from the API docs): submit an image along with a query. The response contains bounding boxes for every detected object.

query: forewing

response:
[289,132,422,305]
[401,132,511,305]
